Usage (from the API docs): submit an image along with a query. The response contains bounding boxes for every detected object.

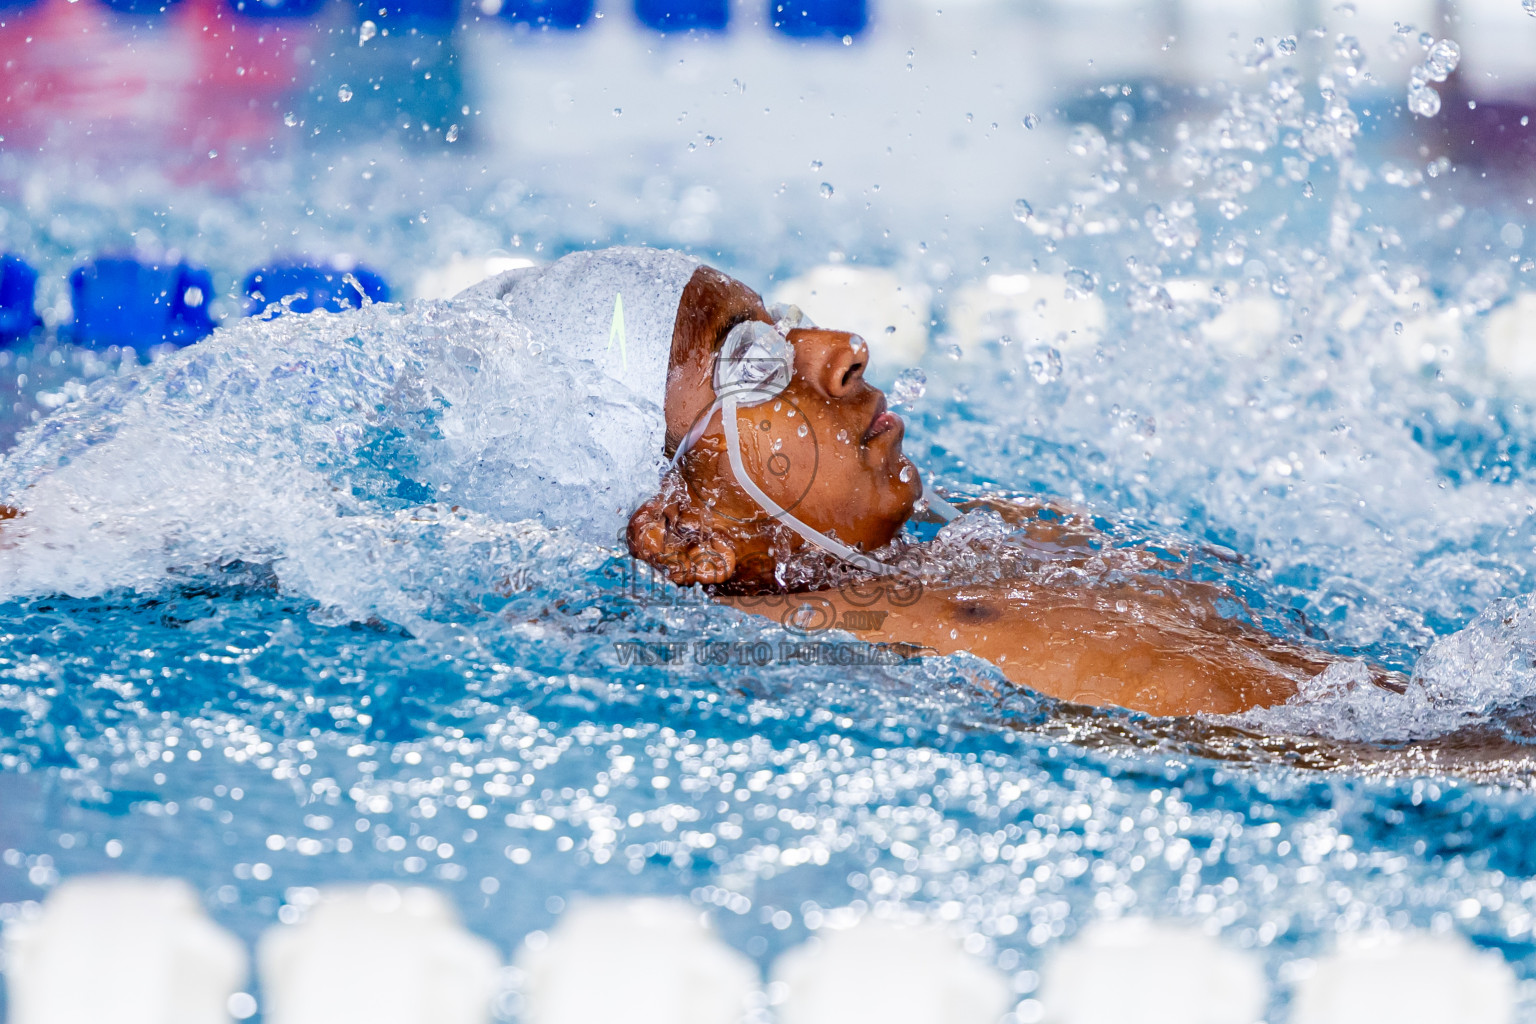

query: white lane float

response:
[1482,292,1536,383]
[1290,930,1515,1024]
[946,273,1105,358]
[413,255,540,301]
[257,883,501,1024]
[1036,918,1266,1024]
[771,265,932,367]
[771,917,1011,1024]
[514,897,760,1024]
[2,875,248,1024]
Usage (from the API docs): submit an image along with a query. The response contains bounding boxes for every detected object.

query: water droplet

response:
[891,368,927,408]
[337,84,354,102]
[1424,38,1460,81]
[1335,35,1364,76]
[819,182,834,199]
[358,19,376,42]
[796,423,808,438]
[1026,346,1062,384]
[283,111,297,127]
[945,344,962,360]
[445,124,460,142]
[1276,35,1297,55]
[1526,0,1536,16]
[1408,84,1442,117]
[810,159,823,170]
[1012,199,1033,222]
[1064,267,1096,295]
[836,429,850,444]
[899,465,913,483]
[1022,113,1040,129]
[612,107,622,117]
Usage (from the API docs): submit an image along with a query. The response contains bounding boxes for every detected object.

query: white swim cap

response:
[453,246,700,544]
[457,246,700,408]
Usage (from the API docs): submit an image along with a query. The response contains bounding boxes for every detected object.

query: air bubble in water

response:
[1408,85,1441,117]
[1064,267,1096,295]
[891,368,927,408]
[1012,199,1033,222]
[337,85,354,102]
[358,19,377,42]
[1424,38,1460,81]
[819,183,834,199]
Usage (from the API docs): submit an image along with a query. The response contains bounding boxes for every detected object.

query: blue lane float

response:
[228,0,328,17]
[357,0,457,30]
[0,254,41,347]
[634,0,728,33]
[496,0,591,30]
[243,262,391,316]
[94,0,187,14]
[769,0,864,38]
[69,258,216,350]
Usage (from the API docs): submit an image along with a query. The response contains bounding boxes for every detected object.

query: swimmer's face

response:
[632,266,922,587]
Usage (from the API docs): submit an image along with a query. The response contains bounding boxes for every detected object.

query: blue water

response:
[4,19,1536,1023]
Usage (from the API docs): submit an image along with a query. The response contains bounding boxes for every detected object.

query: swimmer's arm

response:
[726,582,1337,717]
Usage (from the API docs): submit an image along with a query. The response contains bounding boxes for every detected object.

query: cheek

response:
[743,417,820,507]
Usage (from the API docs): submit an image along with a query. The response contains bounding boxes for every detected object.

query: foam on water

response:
[6,20,1536,1019]
[0,295,670,630]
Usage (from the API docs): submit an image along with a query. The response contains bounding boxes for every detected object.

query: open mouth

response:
[861,396,902,444]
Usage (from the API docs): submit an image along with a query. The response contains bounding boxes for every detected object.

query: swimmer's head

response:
[628,266,923,590]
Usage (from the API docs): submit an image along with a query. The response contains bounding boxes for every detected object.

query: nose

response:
[789,328,869,399]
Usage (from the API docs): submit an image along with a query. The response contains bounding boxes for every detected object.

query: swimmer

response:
[464,248,1401,718]
[0,247,1395,718]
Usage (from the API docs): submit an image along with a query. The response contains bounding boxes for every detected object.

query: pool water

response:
[4,0,1536,1019]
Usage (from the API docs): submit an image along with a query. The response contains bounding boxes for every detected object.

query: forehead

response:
[675,266,771,359]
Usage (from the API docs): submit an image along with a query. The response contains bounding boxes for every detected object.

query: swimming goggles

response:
[670,304,958,578]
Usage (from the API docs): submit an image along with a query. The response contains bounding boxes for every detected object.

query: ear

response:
[627,482,738,587]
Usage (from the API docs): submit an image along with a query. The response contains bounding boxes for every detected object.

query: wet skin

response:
[630,267,1395,718]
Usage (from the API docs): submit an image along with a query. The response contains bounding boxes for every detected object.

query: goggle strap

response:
[722,395,901,578]
[668,393,728,470]
[922,482,962,522]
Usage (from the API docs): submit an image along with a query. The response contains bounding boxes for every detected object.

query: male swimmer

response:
[462,248,1397,717]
